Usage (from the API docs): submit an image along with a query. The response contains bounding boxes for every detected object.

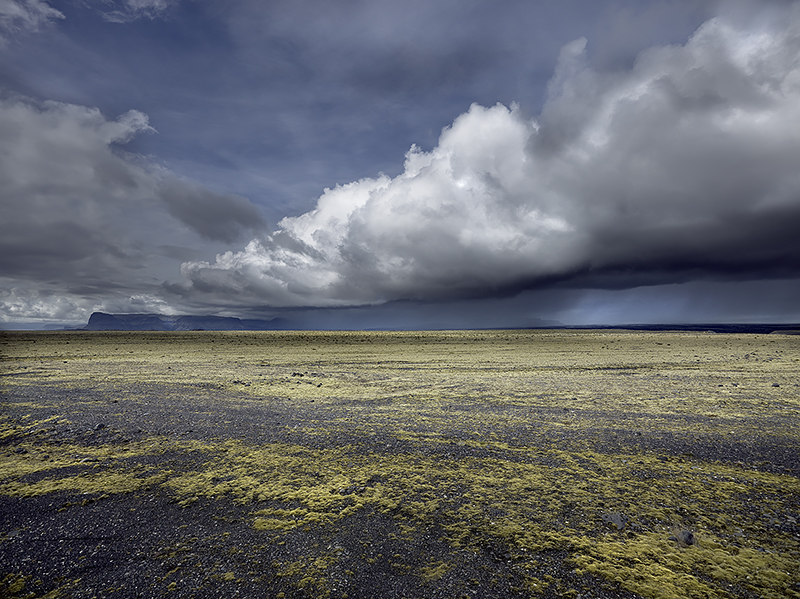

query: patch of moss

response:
[419,559,452,582]
[0,573,76,599]
[272,554,336,598]
[572,533,800,599]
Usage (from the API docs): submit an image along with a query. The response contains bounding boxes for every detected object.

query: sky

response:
[1,0,800,329]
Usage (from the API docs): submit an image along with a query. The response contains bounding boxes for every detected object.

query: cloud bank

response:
[179,11,800,308]
[0,95,266,319]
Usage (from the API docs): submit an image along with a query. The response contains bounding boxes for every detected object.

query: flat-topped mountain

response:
[80,312,799,333]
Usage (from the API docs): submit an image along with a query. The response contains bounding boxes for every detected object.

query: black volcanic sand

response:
[1,330,799,599]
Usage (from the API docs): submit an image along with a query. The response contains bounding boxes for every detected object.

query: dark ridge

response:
[80,313,800,334]
[565,323,800,334]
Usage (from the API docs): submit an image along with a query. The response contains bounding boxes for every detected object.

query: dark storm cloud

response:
[179,8,800,308]
[159,178,267,243]
[0,96,157,280]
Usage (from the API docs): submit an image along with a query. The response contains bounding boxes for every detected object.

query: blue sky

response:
[1,0,799,328]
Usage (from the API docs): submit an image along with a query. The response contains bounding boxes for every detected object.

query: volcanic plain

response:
[1,329,798,598]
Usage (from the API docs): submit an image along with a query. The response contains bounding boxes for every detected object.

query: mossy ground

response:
[1,330,798,598]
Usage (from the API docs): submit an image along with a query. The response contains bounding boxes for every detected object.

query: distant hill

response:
[84,312,290,331]
[571,323,800,334]
[78,312,800,333]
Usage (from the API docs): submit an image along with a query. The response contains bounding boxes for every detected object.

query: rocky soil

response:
[1,330,799,599]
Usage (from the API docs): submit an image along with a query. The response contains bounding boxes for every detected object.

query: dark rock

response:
[669,529,695,546]
[601,512,627,531]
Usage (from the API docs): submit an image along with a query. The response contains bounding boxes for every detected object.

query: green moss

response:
[272,555,335,598]
[0,432,178,497]
[0,573,74,599]
[419,560,452,582]
[1,574,28,596]
[572,533,800,599]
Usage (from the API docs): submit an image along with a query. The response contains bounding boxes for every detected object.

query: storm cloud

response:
[179,11,800,308]
[0,95,265,317]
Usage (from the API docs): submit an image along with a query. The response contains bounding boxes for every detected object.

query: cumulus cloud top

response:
[179,11,800,308]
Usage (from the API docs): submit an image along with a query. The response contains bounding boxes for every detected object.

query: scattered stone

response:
[670,528,695,546]
[601,512,627,531]
[772,383,780,387]
[94,423,106,431]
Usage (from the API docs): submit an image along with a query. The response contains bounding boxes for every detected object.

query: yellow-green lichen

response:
[419,560,452,582]
[0,573,76,599]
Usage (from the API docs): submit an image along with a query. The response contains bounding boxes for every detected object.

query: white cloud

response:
[0,286,182,325]
[99,0,177,23]
[180,8,800,308]
[0,286,90,324]
[0,0,63,39]
[181,103,579,305]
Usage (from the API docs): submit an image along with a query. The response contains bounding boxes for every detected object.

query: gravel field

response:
[1,330,799,599]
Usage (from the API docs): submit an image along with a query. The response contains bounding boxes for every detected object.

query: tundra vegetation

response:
[1,329,798,598]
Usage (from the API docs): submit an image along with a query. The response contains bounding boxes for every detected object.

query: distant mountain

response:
[84,312,291,331]
[78,312,799,333]
[571,323,800,334]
